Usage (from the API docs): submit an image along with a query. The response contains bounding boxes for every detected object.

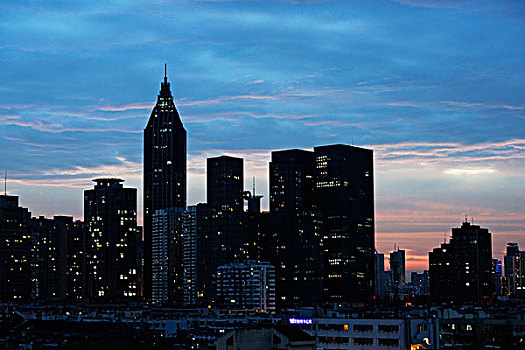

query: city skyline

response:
[1,1,524,271]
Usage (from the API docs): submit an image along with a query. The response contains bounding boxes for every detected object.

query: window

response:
[354,324,373,332]
[354,337,373,345]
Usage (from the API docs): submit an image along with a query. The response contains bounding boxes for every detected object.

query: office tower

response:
[313,144,375,303]
[144,66,187,299]
[269,149,324,306]
[207,156,244,216]
[390,248,406,287]
[375,253,386,297]
[151,207,184,305]
[492,259,503,296]
[84,179,140,300]
[504,243,524,295]
[216,260,276,314]
[410,271,429,296]
[182,206,197,306]
[31,216,68,300]
[0,195,32,302]
[195,156,246,305]
[429,220,492,303]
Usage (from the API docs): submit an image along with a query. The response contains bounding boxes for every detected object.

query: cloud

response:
[443,167,497,176]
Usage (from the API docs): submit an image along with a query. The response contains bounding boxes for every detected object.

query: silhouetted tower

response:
[144,65,187,300]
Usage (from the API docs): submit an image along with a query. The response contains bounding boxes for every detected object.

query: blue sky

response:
[1,0,524,269]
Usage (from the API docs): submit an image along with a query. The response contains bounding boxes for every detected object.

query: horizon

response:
[1,0,524,271]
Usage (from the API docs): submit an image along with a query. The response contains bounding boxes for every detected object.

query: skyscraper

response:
[207,156,244,216]
[84,179,140,300]
[196,156,245,305]
[429,220,492,303]
[313,144,375,303]
[269,149,324,306]
[375,253,386,297]
[144,65,187,300]
[390,247,406,287]
[504,243,524,295]
[0,195,32,302]
[268,144,375,304]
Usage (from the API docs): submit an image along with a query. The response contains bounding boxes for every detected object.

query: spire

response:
[164,63,167,84]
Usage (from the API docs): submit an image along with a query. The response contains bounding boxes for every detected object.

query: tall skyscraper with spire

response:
[144,65,187,300]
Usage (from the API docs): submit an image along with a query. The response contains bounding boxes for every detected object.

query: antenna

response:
[4,170,6,195]
[252,176,255,195]
[164,63,167,78]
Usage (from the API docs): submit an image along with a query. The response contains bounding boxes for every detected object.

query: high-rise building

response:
[31,216,68,300]
[268,145,375,304]
[182,206,198,306]
[269,149,323,306]
[207,156,244,216]
[216,260,276,314]
[196,156,245,305]
[84,179,140,300]
[429,221,492,303]
[504,243,524,295]
[63,218,87,301]
[375,253,386,297]
[390,248,406,287]
[30,216,87,301]
[144,66,187,300]
[313,144,375,303]
[151,207,184,305]
[492,259,504,296]
[0,195,32,302]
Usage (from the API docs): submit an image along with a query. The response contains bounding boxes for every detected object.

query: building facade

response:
[0,195,32,302]
[429,221,492,303]
[84,178,140,300]
[216,260,276,314]
[144,67,187,300]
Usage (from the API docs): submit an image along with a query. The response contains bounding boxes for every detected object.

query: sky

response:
[1,0,524,271]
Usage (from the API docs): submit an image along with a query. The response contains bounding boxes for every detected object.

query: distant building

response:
[410,271,429,296]
[390,248,406,287]
[492,259,503,295]
[0,195,32,302]
[216,260,276,314]
[429,220,492,303]
[504,243,524,295]
[84,179,141,300]
[143,66,187,300]
[374,253,386,297]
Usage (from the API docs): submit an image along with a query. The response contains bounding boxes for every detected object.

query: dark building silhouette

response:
[207,156,244,215]
[31,216,68,300]
[313,144,375,303]
[390,247,406,287]
[375,253,386,297]
[144,66,187,300]
[269,149,324,306]
[429,221,493,304]
[30,216,87,301]
[196,156,245,305]
[0,195,32,302]
[63,217,87,301]
[268,144,374,305]
[504,243,524,295]
[84,179,140,300]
